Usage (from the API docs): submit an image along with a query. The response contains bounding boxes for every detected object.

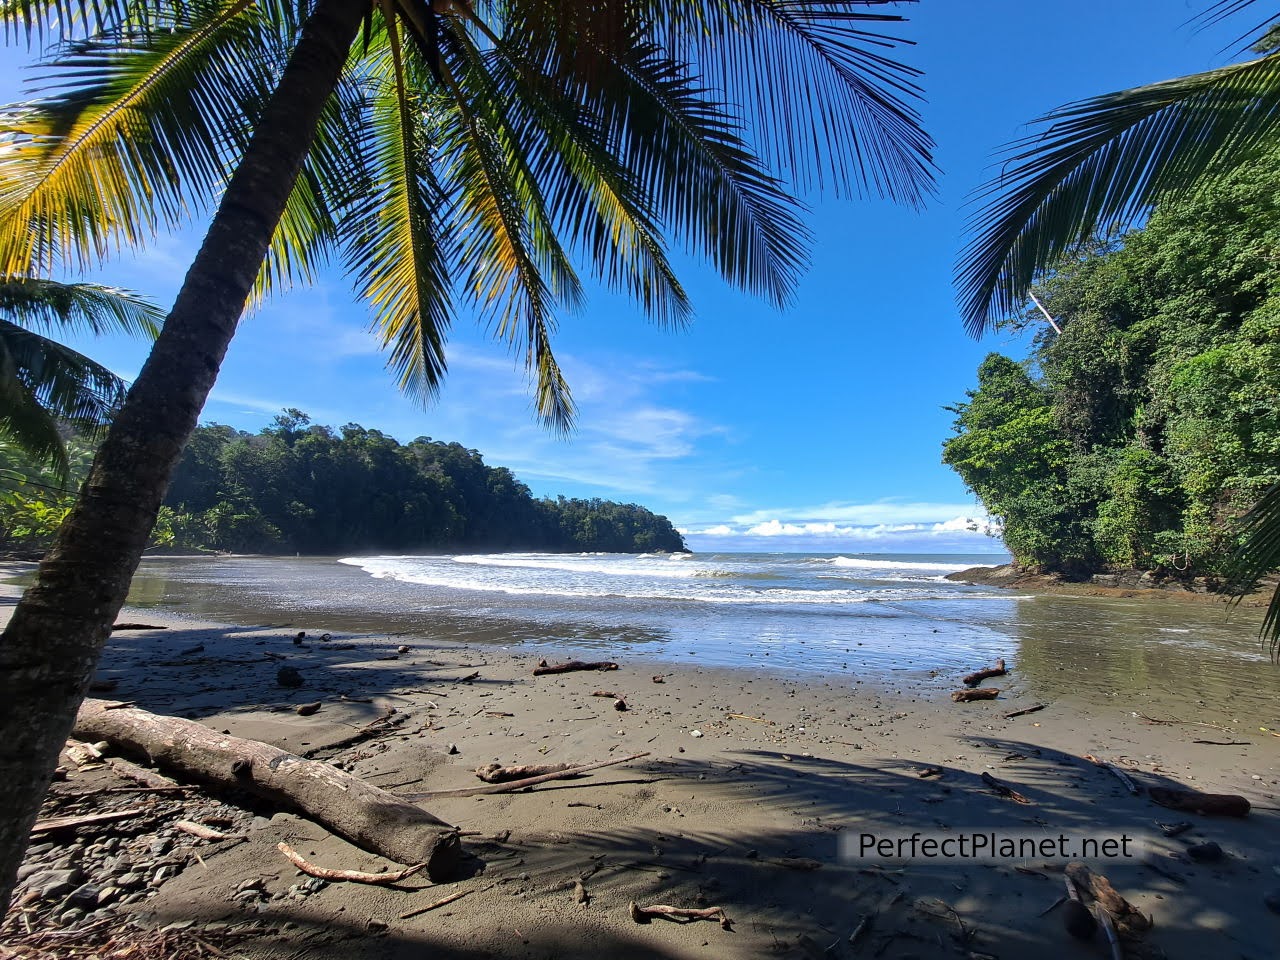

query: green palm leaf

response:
[957,52,1280,335]
[0,0,291,276]
[0,275,161,337]
[1225,481,1280,653]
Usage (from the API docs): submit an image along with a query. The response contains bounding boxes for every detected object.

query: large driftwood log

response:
[74,699,461,879]
[533,659,619,675]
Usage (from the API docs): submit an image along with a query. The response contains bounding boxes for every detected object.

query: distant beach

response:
[3,555,1279,959]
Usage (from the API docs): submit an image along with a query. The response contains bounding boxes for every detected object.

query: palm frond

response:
[0,334,67,477]
[1224,481,1280,655]
[0,275,161,338]
[341,11,454,405]
[439,18,584,429]
[0,0,292,276]
[957,53,1280,336]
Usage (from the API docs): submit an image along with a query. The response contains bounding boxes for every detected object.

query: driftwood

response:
[1003,703,1047,719]
[1062,875,1096,940]
[106,757,182,791]
[952,688,1000,702]
[403,752,649,801]
[1084,755,1140,795]
[980,771,1031,804]
[277,842,425,885]
[295,701,322,716]
[175,820,246,842]
[963,658,1007,686]
[1149,787,1249,817]
[1065,861,1151,937]
[534,659,619,675]
[111,622,166,631]
[474,761,573,784]
[31,808,146,835]
[75,699,460,879]
[629,902,732,929]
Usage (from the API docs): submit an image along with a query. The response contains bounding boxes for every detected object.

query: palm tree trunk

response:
[0,0,369,912]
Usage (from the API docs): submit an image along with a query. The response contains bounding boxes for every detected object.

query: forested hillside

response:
[1,412,686,555]
[944,155,1280,580]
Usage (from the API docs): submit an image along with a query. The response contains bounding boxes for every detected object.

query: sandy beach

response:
[2,561,1279,960]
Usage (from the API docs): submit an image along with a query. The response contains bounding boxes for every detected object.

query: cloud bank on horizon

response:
[677,502,1005,554]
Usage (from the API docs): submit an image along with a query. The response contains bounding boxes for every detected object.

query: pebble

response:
[150,838,172,857]
[62,883,103,911]
[116,872,144,890]
[447,743,459,755]
[690,730,703,738]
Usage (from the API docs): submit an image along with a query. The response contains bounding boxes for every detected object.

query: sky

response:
[0,2,1255,555]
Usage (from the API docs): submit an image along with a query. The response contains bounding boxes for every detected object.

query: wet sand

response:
[2,563,1279,959]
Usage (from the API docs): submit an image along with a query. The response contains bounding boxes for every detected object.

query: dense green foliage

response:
[944,156,1280,578]
[1,411,685,556]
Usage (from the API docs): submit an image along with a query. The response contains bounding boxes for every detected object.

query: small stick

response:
[398,886,486,919]
[1083,755,1140,795]
[277,842,425,885]
[1192,739,1250,745]
[1002,703,1047,719]
[629,901,731,930]
[175,820,247,842]
[475,762,573,784]
[849,912,874,945]
[31,807,146,835]
[403,752,649,801]
[727,713,773,724]
[980,771,1031,804]
[106,757,181,790]
[962,658,1007,686]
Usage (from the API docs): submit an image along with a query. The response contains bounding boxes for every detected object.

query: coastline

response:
[946,562,1276,607]
[2,564,1279,959]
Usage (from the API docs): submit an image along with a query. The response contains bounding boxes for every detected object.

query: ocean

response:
[122,551,1280,720]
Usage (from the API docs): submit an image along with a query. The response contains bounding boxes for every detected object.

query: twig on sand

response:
[402,752,650,801]
[629,902,732,930]
[175,820,247,842]
[1083,755,1140,795]
[31,808,146,835]
[277,842,425,885]
[474,762,573,784]
[727,713,773,724]
[980,771,1031,804]
[1003,703,1048,720]
[399,885,492,919]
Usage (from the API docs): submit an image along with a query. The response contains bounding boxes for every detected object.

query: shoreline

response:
[946,562,1276,607]
[3,567,1280,959]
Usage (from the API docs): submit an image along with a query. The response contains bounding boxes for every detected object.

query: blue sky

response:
[0,3,1252,554]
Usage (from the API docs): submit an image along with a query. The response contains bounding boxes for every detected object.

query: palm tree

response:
[0,276,160,477]
[0,0,935,905]
[954,0,1280,646]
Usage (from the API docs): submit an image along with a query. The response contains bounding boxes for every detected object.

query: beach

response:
[3,555,1279,959]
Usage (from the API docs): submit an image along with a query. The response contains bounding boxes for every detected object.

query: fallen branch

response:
[31,808,146,835]
[1149,787,1250,817]
[963,658,1007,686]
[952,688,1000,702]
[111,623,167,631]
[1065,861,1151,937]
[475,762,573,784]
[1061,875,1096,940]
[277,842,425,885]
[727,713,773,724]
[75,699,460,879]
[403,752,650,801]
[629,901,731,930]
[175,820,247,842]
[1084,755,1140,795]
[534,660,619,676]
[980,771,1031,804]
[1003,703,1047,720]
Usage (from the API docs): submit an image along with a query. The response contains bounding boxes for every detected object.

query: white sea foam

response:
[336,554,976,606]
[825,556,972,573]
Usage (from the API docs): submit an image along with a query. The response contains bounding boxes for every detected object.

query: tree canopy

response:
[944,153,1280,582]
